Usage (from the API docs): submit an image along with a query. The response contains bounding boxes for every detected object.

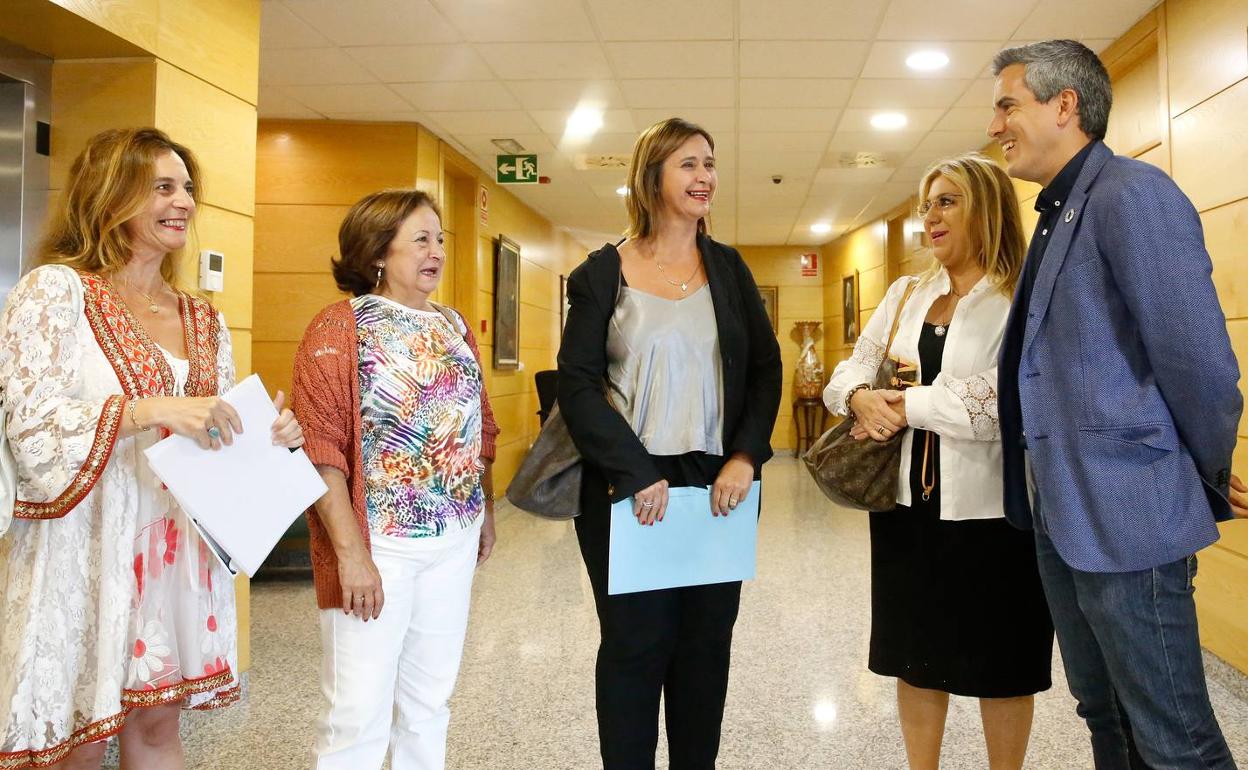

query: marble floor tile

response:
[119,458,1248,769]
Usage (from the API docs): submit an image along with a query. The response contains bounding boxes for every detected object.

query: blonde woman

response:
[824,153,1054,770]
[0,128,304,769]
[557,117,782,769]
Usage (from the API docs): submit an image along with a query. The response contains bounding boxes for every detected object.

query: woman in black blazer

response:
[557,117,782,770]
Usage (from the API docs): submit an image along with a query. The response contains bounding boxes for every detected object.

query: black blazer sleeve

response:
[724,247,782,468]
[556,259,662,502]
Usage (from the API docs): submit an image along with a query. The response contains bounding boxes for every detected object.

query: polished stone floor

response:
[165,457,1248,769]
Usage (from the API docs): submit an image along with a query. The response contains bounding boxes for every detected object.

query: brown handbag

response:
[801,280,918,511]
[505,403,582,520]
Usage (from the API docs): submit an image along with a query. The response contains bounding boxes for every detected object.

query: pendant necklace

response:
[933,284,967,337]
[126,278,164,314]
[652,247,702,293]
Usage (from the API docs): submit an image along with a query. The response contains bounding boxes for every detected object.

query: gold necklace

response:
[650,244,702,293]
[125,278,165,314]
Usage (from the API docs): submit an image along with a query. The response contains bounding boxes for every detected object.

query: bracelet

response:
[844,384,870,415]
[128,398,152,432]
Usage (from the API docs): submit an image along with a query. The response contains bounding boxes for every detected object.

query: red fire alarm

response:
[480,319,488,334]
[800,252,819,277]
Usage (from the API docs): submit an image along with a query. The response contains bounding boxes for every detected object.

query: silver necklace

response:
[933,284,967,337]
[123,277,165,314]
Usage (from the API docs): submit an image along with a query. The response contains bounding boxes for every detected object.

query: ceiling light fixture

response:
[870,112,908,131]
[565,106,604,139]
[616,185,628,197]
[491,138,526,154]
[810,222,833,235]
[906,50,950,72]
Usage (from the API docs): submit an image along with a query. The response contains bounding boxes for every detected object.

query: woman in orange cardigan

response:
[291,189,500,770]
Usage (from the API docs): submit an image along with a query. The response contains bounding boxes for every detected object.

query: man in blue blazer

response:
[990,40,1243,769]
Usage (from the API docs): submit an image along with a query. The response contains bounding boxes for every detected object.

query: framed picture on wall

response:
[758,285,779,334]
[842,272,860,345]
[493,235,520,369]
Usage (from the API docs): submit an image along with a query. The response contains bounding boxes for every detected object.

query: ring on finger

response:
[207,425,222,439]
[641,500,655,508]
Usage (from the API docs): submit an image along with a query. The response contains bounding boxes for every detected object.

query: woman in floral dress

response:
[0,127,304,769]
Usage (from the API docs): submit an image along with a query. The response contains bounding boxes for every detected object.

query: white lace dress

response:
[0,266,239,769]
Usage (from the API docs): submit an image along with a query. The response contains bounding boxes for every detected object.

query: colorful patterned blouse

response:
[353,294,484,538]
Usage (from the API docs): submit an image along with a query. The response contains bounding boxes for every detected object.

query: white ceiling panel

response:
[281,83,410,113]
[532,110,636,136]
[478,43,613,80]
[826,130,927,154]
[260,47,376,85]
[935,106,994,134]
[631,108,737,133]
[435,0,597,42]
[285,0,461,47]
[343,45,496,83]
[860,41,1007,80]
[257,85,323,118]
[848,78,970,109]
[505,80,627,111]
[1014,0,1157,40]
[391,81,520,112]
[620,79,736,108]
[454,134,558,157]
[738,132,833,153]
[587,0,735,41]
[738,0,890,41]
[739,79,854,109]
[878,0,1038,40]
[837,108,947,133]
[606,42,735,79]
[260,1,331,49]
[739,41,871,79]
[429,110,543,134]
[259,0,1163,249]
[739,108,841,132]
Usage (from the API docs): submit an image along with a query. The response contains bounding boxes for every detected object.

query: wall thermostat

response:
[199,249,224,292]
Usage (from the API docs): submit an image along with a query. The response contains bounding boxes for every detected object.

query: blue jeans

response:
[1035,531,1236,769]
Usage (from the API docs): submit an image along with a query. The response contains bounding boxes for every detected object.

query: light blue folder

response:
[608,481,761,595]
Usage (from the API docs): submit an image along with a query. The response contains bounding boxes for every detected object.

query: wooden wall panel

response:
[253,204,347,273]
[1104,48,1162,157]
[1204,199,1248,320]
[1166,0,1248,117]
[229,328,252,379]
[1171,77,1248,213]
[252,340,299,402]
[184,204,254,329]
[256,121,421,206]
[1194,545,1248,672]
[49,59,157,186]
[154,62,257,215]
[155,0,259,104]
[253,273,344,342]
[1228,319,1248,439]
[0,0,149,59]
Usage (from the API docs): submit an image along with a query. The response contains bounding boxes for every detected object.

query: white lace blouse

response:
[823,270,1012,521]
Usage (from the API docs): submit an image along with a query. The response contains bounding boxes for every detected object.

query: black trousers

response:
[575,457,743,770]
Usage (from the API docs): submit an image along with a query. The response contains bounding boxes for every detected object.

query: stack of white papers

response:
[144,374,328,577]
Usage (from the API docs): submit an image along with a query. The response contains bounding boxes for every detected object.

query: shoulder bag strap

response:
[880,279,918,361]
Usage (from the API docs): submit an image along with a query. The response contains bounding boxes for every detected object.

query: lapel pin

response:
[1064,208,1076,223]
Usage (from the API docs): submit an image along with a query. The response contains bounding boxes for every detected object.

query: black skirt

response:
[867,324,1054,698]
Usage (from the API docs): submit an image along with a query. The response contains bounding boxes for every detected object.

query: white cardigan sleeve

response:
[822,277,916,417]
[905,367,1000,442]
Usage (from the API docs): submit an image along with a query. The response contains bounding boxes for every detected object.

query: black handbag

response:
[505,403,582,520]
[802,280,917,511]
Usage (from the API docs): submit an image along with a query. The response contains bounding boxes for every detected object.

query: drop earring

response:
[376,262,385,285]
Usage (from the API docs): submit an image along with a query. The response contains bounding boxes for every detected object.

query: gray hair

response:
[991,40,1112,141]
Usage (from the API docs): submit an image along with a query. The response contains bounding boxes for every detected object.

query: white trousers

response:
[311,519,481,770]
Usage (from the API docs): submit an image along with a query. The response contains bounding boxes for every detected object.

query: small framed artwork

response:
[493,235,521,369]
[758,286,779,334]
[559,274,570,331]
[842,272,860,345]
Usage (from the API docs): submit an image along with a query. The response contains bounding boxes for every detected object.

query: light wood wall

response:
[814,1,1248,673]
[252,119,584,493]
[735,247,826,451]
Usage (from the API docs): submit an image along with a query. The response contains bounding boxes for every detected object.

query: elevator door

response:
[0,78,25,295]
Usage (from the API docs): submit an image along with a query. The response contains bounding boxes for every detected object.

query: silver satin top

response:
[606,284,724,456]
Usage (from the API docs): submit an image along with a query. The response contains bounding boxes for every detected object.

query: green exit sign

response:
[496,154,538,184]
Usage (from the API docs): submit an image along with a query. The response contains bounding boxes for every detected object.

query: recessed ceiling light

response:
[491,138,526,154]
[810,222,833,234]
[616,185,628,196]
[566,106,604,138]
[870,112,908,131]
[906,50,950,72]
